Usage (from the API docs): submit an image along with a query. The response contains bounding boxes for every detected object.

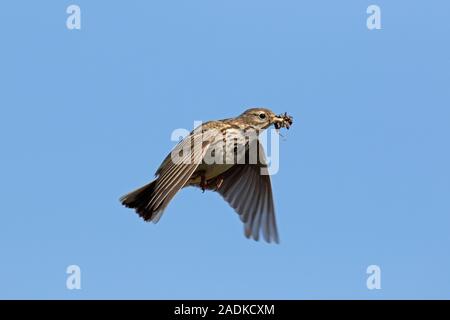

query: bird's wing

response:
[213,142,279,243]
[147,128,219,222]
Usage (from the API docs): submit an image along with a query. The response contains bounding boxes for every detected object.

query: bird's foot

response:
[215,176,224,190]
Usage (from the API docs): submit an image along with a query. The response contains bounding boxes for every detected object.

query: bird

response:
[120,108,293,243]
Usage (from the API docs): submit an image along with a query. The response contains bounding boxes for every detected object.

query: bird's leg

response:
[200,172,207,193]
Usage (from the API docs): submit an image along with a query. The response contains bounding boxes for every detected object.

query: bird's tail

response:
[120,180,161,222]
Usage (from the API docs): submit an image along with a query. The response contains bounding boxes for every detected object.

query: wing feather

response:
[214,142,279,243]
[148,129,217,216]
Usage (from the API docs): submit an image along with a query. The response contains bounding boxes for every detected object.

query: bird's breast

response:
[188,163,235,185]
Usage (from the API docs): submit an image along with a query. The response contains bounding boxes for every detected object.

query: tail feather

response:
[120,180,159,222]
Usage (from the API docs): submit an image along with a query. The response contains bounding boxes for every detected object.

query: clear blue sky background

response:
[0,1,449,299]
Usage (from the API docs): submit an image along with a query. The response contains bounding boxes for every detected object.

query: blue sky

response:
[0,1,449,299]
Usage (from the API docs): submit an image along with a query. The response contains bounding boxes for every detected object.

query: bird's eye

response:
[259,113,266,120]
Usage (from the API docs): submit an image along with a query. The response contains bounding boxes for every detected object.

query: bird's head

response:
[240,108,293,131]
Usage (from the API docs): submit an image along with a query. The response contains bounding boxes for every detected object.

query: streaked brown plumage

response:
[120,108,293,243]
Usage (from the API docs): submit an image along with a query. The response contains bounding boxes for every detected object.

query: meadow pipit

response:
[120,108,293,243]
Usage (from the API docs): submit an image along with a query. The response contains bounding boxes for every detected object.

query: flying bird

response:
[120,108,293,243]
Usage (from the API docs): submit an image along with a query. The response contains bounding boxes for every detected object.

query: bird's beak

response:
[271,115,285,125]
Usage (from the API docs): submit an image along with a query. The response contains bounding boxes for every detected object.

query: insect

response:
[274,112,293,130]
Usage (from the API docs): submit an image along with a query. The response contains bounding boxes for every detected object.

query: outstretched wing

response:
[149,128,219,222]
[213,142,279,243]
[121,127,218,223]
